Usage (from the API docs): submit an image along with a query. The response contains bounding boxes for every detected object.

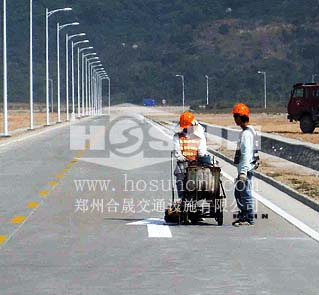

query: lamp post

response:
[49,79,54,112]
[85,57,98,115]
[2,0,9,136]
[257,71,267,109]
[176,74,185,111]
[29,0,33,130]
[83,54,97,115]
[57,22,79,123]
[87,59,100,115]
[205,75,209,105]
[71,39,89,119]
[77,47,93,118]
[46,7,72,126]
[65,33,85,121]
[101,76,110,115]
[90,63,103,115]
[79,47,94,116]
[97,70,109,115]
[99,74,110,116]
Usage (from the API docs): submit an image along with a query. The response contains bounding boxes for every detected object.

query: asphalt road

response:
[0,107,318,295]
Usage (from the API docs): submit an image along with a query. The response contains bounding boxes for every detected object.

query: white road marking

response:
[147,224,172,238]
[127,218,172,238]
[146,117,319,243]
[222,171,319,242]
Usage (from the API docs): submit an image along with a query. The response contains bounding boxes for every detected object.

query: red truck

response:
[287,83,319,133]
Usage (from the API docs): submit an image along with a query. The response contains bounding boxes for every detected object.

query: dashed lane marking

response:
[27,202,40,209]
[0,118,96,249]
[39,190,49,197]
[10,216,27,224]
[0,236,7,245]
[49,181,58,187]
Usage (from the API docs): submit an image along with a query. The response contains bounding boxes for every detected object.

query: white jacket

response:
[237,126,256,175]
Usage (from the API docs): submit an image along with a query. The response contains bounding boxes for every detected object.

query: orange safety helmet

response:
[179,112,195,128]
[232,103,250,117]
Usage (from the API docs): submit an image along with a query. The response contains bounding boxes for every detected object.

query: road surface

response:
[0,106,318,295]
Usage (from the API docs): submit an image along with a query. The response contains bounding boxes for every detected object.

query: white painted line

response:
[222,171,319,242]
[147,224,172,238]
[127,218,172,238]
[148,117,319,243]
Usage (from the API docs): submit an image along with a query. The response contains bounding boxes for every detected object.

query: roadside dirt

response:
[0,111,67,134]
[211,144,319,202]
[146,111,319,144]
[198,113,319,144]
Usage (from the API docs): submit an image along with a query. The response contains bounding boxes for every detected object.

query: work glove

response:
[177,155,186,162]
[239,173,247,183]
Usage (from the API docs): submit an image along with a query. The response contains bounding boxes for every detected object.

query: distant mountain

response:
[1,0,319,108]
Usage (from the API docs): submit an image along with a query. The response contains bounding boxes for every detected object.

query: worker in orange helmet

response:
[173,111,210,201]
[232,103,260,227]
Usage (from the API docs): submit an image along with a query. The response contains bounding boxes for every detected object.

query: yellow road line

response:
[27,202,40,209]
[10,216,26,224]
[67,163,74,167]
[39,190,49,196]
[49,181,58,187]
[0,236,7,245]
[61,168,69,173]
[55,174,65,179]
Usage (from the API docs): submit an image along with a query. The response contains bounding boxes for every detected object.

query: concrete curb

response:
[208,148,319,213]
[201,122,319,171]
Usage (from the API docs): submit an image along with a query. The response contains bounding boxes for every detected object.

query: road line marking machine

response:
[165,152,227,226]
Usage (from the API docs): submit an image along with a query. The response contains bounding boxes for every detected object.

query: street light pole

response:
[65,34,69,120]
[77,47,81,118]
[205,75,209,105]
[3,0,8,136]
[106,77,110,115]
[29,0,34,130]
[87,59,100,115]
[83,54,97,115]
[79,48,94,117]
[98,74,109,116]
[45,7,72,125]
[90,63,102,115]
[97,70,109,115]
[71,40,89,119]
[176,74,185,111]
[57,22,79,123]
[66,33,86,121]
[258,71,267,109]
